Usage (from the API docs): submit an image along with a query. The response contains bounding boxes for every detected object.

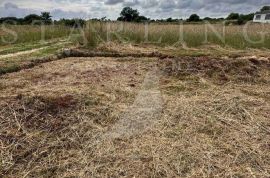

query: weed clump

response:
[0,64,20,75]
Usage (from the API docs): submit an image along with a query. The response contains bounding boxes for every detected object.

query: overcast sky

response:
[0,0,269,20]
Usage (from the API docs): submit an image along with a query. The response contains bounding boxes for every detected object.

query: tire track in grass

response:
[0,47,48,59]
[0,41,71,60]
[103,65,163,139]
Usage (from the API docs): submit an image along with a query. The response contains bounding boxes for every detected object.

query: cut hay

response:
[0,52,269,177]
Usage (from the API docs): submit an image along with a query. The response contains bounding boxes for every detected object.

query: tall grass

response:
[0,25,72,46]
[83,22,270,49]
[1,23,270,49]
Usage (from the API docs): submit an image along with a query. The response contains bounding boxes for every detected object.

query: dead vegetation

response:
[0,47,269,177]
[161,55,270,84]
[0,57,151,177]
[157,55,270,177]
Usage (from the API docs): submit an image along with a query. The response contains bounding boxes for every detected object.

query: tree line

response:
[0,12,52,25]
[0,12,86,27]
[1,6,269,26]
[116,7,258,24]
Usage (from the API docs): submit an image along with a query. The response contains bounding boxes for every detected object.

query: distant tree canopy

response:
[57,18,86,27]
[165,18,181,22]
[203,17,212,21]
[187,14,200,22]
[117,7,148,22]
[0,12,52,25]
[0,12,87,27]
[261,6,270,11]
[23,14,42,24]
[227,13,240,20]
[226,12,254,25]
[0,6,262,26]
[202,17,225,23]
[0,17,22,24]
[241,13,254,21]
[118,7,139,22]
[41,12,52,24]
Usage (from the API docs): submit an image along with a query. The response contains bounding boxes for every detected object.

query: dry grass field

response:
[0,23,270,177]
[0,25,71,46]
[1,22,270,49]
[84,22,270,49]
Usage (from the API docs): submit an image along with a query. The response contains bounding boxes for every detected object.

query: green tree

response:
[101,17,107,21]
[227,13,239,20]
[237,15,245,25]
[23,14,42,24]
[135,16,148,22]
[118,7,139,22]
[58,18,85,27]
[187,14,200,22]
[203,17,212,21]
[41,12,52,24]
[242,13,254,21]
[166,17,173,22]
[0,17,23,24]
[261,6,270,11]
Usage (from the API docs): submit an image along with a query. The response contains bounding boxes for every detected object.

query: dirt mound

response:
[161,56,270,83]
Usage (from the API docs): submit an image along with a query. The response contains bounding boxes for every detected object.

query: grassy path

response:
[0,40,73,75]
[0,40,71,59]
[104,66,163,139]
[0,47,47,59]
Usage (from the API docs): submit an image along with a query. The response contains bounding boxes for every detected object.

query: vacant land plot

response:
[0,48,269,177]
[0,21,270,178]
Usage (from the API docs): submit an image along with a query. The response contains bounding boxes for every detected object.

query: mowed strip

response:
[0,55,269,177]
[0,56,158,177]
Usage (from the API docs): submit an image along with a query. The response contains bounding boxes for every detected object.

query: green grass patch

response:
[0,64,20,75]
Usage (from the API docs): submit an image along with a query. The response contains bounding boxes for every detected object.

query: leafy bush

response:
[0,17,23,24]
[187,14,201,22]
[227,13,240,20]
[261,6,270,11]
[226,13,254,25]
[41,12,52,25]
[118,7,139,22]
[117,7,148,22]
[23,14,42,24]
[57,19,86,27]
[0,12,52,25]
